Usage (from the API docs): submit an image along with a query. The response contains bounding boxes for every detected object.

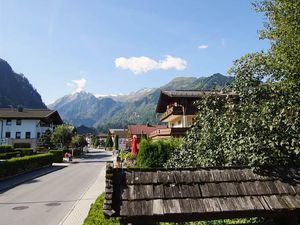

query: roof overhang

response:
[156,90,236,113]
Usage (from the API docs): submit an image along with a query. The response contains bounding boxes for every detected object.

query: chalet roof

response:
[128,124,167,137]
[0,108,63,124]
[156,90,236,113]
[104,166,300,223]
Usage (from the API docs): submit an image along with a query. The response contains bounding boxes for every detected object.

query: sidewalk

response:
[58,163,107,225]
[0,164,68,193]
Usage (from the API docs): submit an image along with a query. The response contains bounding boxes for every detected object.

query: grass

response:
[83,193,119,225]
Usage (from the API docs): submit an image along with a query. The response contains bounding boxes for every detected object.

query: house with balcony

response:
[128,124,167,142]
[149,90,234,140]
[0,108,63,149]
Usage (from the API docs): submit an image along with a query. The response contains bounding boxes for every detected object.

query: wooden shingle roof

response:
[104,166,300,223]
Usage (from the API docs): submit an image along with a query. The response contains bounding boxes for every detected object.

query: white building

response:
[0,108,63,149]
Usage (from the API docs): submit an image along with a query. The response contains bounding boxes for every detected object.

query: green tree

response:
[94,139,100,148]
[114,135,119,150]
[72,135,88,149]
[253,0,300,84]
[166,0,300,169]
[38,129,53,148]
[51,124,75,149]
[105,136,113,149]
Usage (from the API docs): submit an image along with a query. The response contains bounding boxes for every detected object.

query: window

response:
[5,132,11,138]
[16,119,22,125]
[26,132,31,139]
[15,132,21,139]
[37,132,41,139]
[39,121,49,127]
[6,119,12,126]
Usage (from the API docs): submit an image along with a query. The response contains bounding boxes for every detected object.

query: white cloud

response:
[198,45,208,49]
[67,78,86,93]
[159,55,187,70]
[115,55,187,74]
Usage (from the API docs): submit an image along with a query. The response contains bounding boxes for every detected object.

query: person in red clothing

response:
[130,135,138,158]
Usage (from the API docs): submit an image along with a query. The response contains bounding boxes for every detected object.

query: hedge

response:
[0,151,21,160]
[13,143,31,148]
[83,193,119,225]
[14,148,34,156]
[0,153,53,179]
[49,150,63,163]
[0,145,13,153]
[136,138,182,168]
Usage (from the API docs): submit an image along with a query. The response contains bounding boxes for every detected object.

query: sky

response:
[0,0,270,104]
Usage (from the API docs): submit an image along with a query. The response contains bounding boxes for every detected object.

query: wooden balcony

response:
[149,127,189,140]
[160,106,183,122]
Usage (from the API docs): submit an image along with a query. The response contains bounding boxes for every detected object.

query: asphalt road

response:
[0,150,112,225]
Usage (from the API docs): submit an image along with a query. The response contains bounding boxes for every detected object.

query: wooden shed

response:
[104,165,300,225]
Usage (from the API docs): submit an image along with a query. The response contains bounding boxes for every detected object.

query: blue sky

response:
[0,0,269,104]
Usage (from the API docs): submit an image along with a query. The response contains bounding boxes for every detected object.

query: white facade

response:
[0,119,53,147]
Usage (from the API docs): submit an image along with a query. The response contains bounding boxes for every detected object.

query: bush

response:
[14,148,34,156]
[0,153,53,178]
[0,145,13,153]
[0,151,21,160]
[49,150,63,163]
[83,193,119,225]
[36,146,48,153]
[136,138,182,168]
[13,143,31,148]
[73,148,83,157]
[119,151,131,161]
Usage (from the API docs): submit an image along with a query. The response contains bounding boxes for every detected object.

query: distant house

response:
[98,132,108,141]
[0,107,63,149]
[128,124,167,141]
[109,129,128,150]
[149,90,235,140]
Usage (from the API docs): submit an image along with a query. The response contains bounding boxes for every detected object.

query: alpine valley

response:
[49,73,234,131]
[0,58,234,131]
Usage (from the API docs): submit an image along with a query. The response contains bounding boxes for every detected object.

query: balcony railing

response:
[149,127,189,139]
[160,106,183,121]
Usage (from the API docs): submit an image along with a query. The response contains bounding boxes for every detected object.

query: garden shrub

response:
[0,153,53,178]
[14,148,34,156]
[36,146,48,153]
[0,145,13,153]
[49,150,64,163]
[83,193,119,225]
[136,138,182,168]
[119,151,131,161]
[0,151,21,160]
[73,148,83,157]
[13,143,31,148]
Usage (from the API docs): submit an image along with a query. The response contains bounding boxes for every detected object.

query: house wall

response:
[0,119,53,148]
[168,115,194,128]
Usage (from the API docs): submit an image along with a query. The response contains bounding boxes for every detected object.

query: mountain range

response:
[0,58,234,131]
[49,73,234,131]
[0,58,46,108]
